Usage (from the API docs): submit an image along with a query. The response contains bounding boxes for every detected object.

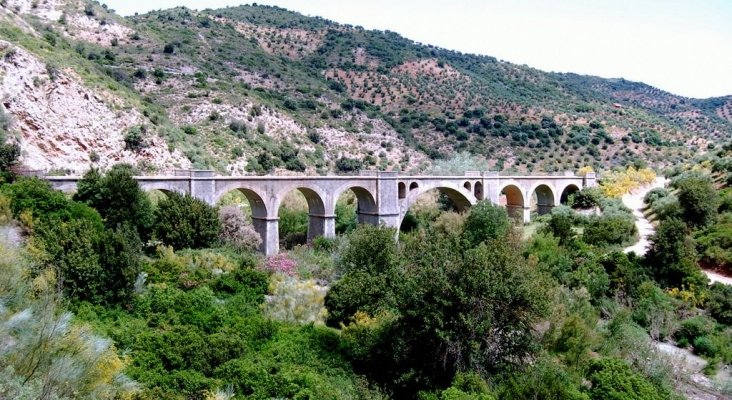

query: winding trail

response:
[621,177,732,286]
[622,177,666,256]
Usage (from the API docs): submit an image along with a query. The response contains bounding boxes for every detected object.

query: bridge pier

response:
[252,217,279,256]
[190,170,216,205]
[523,206,531,224]
[308,214,336,241]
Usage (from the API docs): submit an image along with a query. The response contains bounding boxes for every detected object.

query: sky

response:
[100,0,732,99]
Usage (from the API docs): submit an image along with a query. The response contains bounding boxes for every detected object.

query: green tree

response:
[674,176,718,229]
[153,192,220,249]
[587,358,670,400]
[73,165,154,240]
[462,201,511,248]
[645,218,706,288]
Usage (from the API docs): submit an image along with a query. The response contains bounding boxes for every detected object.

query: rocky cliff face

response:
[0,40,189,172]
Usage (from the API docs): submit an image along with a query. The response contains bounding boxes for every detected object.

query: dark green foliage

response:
[99,225,143,304]
[153,192,220,249]
[645,218,706,288]
[545,208,576,245]
[674,176,718,228]
[694,213,732,270]
[674,316,715,347]
[278,207,307,247]
[462,201,511,248]
[587,358,669,400]
[73,165,154,240]
[337,224,397,275]
[33,218,106,303]
[644,188,669,206]
[325,270,399,327]
[312,236,337,253]
[583,215,636,247]
[335,201,357,234]
[0,142,20,174]
[3,178,103,224]
[568,187,603,209]
[392,232,550,393]
[335,157,362,173]
[495,358,588,400]
[706,283,732,325]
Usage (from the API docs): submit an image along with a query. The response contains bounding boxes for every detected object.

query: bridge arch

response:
[274,185,329,245]
[528,183,556,216]
[400,181,477,227]
[474,181,483,200]
[499,183,525,220]
[332,184,378,226]
[398,182,407,199]
[559,183,581,205]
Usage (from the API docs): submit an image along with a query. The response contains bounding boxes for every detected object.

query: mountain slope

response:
[0,1,730,174]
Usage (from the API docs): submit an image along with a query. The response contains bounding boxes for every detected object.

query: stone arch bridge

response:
[45,170,596,255]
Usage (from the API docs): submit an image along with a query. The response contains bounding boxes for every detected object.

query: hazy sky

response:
[100,0,732,99]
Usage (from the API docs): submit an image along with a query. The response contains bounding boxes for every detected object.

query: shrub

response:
[544,206,576,245]
[265,253,297,276]
[496,358,587,400]
[337,224,397,275]
[587,358,668,400]
[706,283,732,325]
[583,215,636,247]
[692,336,718,357]
[73,165,154,240]
[218,205,262,251]
[568,187,603,209]
[462,201,511,248]
[312,236,337,253]
[263,275,327,324]
[154,192,220,249]
[674,176,718,228]
[645,218,705,288]
[675,315,715,347]
[644,188,669,206]
[335,157,363,173]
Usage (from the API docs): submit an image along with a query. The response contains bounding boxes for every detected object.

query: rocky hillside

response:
[0,0,730,174]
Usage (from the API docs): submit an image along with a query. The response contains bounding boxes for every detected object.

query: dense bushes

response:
[74,165,154,239]
[327,204,550,395]
[583,215,636,247]
[587,359,670,400]
[568,187,602,209]
[673,176,718,229]
[153,192,220,249]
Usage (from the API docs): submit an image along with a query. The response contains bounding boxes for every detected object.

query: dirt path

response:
[622,177,667,256]
[621,178,731,286]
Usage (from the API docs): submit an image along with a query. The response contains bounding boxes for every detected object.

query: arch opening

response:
[463,181,472,191]
[398,182,407,199]
[216,187,269,253]
[560,184,580,205]
[278,187,327,249]
[146,188,174,207]
[334,186,378,235]
[530,184,555,216]
[474,181,484,200]
[400,187,472,233]
[500,184,524,220]
[409,182,419,191]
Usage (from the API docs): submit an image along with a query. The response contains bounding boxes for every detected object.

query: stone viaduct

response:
[45,170,596,255]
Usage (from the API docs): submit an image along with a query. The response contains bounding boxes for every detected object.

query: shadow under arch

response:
[500,183,524,220]
[529,183,556,216]
[560,184,581,205]
[333,185,379,226]
[400,183,476,228]
[275,186,328,245]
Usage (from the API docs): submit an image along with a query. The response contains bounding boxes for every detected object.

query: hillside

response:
[0,0,730,174]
